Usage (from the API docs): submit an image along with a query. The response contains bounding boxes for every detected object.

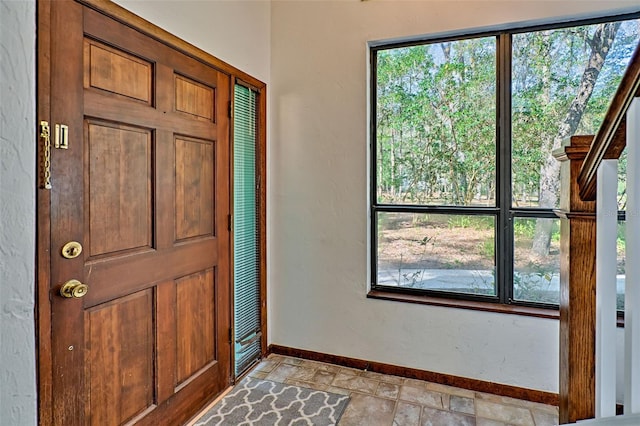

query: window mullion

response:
[497,33,513,305]
[370,50,379,289]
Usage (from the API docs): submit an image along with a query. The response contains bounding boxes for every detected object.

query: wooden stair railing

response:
[558,41,640,424]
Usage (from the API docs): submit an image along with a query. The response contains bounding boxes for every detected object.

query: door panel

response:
[175,75,216,121]
[46,2,231,424]
[175,137,215,241]
[83,39,153,104]
[176,268,217,385]
[86,121,153,257]
[86,290,155,425]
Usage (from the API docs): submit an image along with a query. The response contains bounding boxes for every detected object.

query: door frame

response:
[36,1,267,423]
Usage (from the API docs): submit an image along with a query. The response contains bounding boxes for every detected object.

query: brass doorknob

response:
[60,279,89,298]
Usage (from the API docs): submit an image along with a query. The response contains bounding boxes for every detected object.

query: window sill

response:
[367,289,560,320]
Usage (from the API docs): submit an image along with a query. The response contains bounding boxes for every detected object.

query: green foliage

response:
[618,221,626,244]
[377,38,496,205]
[513,271,557,304]
[445,215,493,230]
[479,238,495,258]
[447,215,471,229]
[617,222,626,275]
[470,216,494,231]
[376,21,639,207]
[514,220,536,239]
[513,218,560,242]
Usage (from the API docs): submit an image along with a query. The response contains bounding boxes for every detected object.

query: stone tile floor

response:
[247,354,559,426]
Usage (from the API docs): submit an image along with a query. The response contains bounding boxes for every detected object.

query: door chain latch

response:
[40,121,52,189]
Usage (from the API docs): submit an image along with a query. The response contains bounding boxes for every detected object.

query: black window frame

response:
[369,12,639,311]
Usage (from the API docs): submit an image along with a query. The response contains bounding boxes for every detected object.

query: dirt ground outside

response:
[376,213,561,302]
[376,212,625,305]
[376,213,559,272]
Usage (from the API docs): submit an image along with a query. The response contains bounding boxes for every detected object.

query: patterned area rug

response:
[193,378,350,426]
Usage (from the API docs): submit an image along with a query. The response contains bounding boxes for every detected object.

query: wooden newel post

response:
[554,135,597,424]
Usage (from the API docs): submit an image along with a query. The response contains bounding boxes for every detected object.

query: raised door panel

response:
[86,290,155,425]
[175,269,216,386]
[86,121,153,258]
[84,39,152,104]
[175,137,215,241]
[175,74,215,121]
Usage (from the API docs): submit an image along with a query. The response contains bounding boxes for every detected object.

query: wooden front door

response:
[39,2,231,424]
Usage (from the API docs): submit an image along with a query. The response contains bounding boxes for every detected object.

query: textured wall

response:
[0,0,37,425]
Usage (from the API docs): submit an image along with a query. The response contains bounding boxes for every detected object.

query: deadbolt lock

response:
[61,241,83,259]
[60,279,89,299]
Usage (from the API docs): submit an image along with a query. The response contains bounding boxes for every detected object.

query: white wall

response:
[269,0,640,394]
[0,1,37,425]
[114,0,271,84]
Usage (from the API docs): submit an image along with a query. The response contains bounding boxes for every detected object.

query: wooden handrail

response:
[578,42,640,201]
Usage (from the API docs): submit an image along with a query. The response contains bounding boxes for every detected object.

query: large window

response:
[370,15,638,309]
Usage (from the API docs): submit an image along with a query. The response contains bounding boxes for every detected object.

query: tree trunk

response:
[532,22,621,256]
